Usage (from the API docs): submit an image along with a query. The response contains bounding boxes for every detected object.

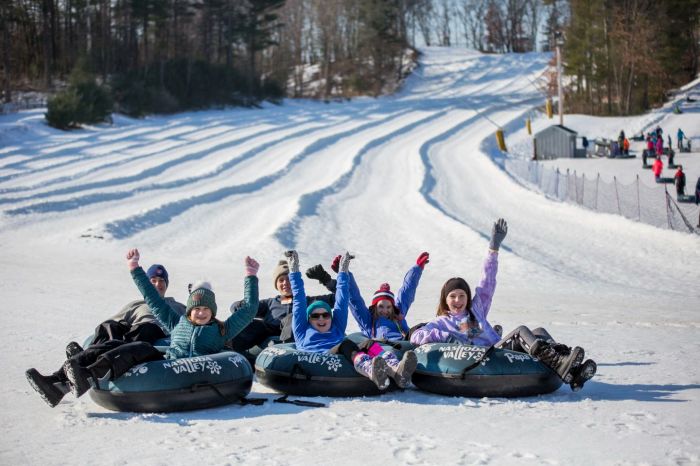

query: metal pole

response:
[556,43,564,126]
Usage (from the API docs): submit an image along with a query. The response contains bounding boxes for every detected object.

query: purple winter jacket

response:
[410,251,501,347]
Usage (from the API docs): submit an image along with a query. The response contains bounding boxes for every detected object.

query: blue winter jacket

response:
[291,271,349,353]
[132,267,259,359]
[348,265,423,341]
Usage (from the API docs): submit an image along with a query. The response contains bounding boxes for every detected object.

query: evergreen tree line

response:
[1,0,698,126]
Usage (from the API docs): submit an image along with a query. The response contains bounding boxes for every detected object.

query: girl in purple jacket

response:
[410,219,596,391]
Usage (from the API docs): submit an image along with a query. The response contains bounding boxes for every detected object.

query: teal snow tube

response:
[411,343,562,397]
[255,339,411,397]
[89,351,254,412]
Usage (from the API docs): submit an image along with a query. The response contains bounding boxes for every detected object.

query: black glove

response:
[306,264,333,286]
[488,218,508,251]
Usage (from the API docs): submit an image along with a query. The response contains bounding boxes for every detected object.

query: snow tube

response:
[89,351,254,412]
[255,337,413,397]
[411,343,562,397]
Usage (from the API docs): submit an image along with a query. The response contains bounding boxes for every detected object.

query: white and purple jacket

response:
[410,251,501,347]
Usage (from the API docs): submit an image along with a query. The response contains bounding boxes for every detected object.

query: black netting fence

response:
[505,158,699,234]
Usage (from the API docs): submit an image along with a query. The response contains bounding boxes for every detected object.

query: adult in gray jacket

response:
[26,264,185,407]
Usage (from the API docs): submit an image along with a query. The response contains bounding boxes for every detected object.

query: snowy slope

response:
[1,47,699,465]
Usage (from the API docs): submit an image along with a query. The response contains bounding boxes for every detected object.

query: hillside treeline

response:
[1,0,699,122]
[565,0,700,115]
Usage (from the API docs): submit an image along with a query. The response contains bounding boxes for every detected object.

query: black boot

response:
[26,369,69,407]
[65,341,84,359]
[570,359,597,392]
[63,360,95,397]
[533,342,584,383]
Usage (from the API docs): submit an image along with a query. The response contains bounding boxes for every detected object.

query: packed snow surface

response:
[1,47,699,465]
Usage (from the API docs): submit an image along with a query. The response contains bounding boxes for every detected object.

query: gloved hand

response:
[330,254,342,273]
[306,264,332,285]
[488,218,508,251]
[416,252,430,269]
[245,256,260,276]
[339,252,354,273]
[284,250,300,273]
[126,248,140,270]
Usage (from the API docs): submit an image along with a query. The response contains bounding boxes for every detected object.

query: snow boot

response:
[353,354,390,390]
[63,359,95,397]
[383,351,417,389]
[569,359,597,392]
[25,368,70,408]
[65,341,84,359]
[533,342,584,383]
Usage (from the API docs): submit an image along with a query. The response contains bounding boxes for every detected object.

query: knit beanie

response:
[443,277,470,295]
[272,259,290,290]
[371,283,395,307]
[187,281,217,317]
[146,264,169,286]
[306,300,332,320]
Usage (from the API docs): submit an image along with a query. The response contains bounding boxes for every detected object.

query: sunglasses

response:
[309,312,331,320]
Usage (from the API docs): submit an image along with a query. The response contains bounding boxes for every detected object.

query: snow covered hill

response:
[1,47,699,465]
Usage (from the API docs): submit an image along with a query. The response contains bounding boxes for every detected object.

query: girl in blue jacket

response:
[286,250,412,390]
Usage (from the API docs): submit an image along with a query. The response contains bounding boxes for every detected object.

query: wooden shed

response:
[533,124,584,159]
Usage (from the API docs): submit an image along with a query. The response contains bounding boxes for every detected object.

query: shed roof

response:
[534,124,578,137]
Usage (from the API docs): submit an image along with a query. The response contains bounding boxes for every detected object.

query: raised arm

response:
[474,219,507,317]
[395,252,428,317]
[331,252,353,334]
[287,250,311,340]
[126,248,179,331]
[224,256,260,339]
[347,271,372,335]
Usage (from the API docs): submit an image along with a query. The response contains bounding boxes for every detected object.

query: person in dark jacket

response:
[227,257,334,352]
[674,165,686,197]
[27,250,259,408]
[26,263,186,407]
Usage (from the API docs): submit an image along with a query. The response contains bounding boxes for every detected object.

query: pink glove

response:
[126,248,140,271]
[416,252,430,269]
[245,256,260,276]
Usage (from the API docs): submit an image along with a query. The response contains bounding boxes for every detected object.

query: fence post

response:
[555,168,560,198]
[580,172,585,205]
[614,176,622,215]
[594,173,599,210]
[636,174,641,221]
[664,185,673,229]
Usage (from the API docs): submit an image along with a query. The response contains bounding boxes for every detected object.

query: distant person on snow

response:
[655,135,664,156]
[409,219,597,391]
[26,263,186,407]
[674,166,686,197]
[623,137,630,155]
[677,128,685,150]
[652,156,664,182]
[27,250,260,408]
[306,252,429,386]
[227,257,334,353]
[286,250,417,390]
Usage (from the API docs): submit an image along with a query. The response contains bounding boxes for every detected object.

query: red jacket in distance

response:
[652,158,663,177]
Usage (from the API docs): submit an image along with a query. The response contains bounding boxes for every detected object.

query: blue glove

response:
[489,219,508,251]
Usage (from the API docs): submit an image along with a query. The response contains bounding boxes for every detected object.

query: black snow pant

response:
[92,320,167,346]
[227,319,283,352]
[495,326,555,355]
[329,338,379,363]
[53,341,164,382]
